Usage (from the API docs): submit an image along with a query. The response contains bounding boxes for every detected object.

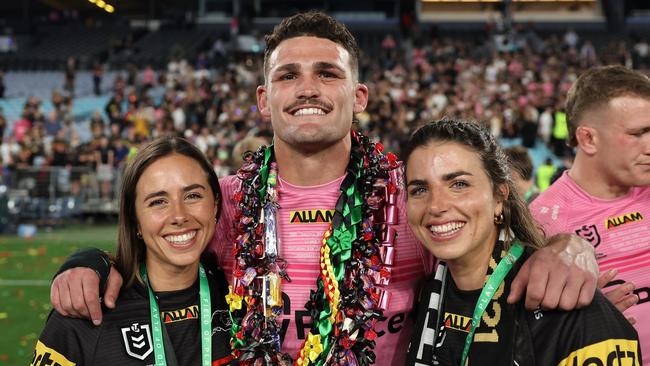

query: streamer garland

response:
[227,131,401,365]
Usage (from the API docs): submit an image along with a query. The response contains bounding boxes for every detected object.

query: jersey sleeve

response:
[31,311,100,366]
[529,188,569,238]
[528,290,641,366]
[54,247,112,295]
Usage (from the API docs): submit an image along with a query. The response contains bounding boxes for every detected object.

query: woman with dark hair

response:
[404,119,640,366]
[33,136,233,365]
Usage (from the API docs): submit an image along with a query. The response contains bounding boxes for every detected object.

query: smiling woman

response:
[31,137,234,366]
[403,119,641,366]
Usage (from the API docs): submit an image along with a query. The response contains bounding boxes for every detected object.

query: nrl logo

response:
[121,323,153,361]
[575,224,601,247]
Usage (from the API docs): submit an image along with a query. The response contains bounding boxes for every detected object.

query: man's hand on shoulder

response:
[50,248,123,325]
[508,233,598,310]
[598,268,639,324]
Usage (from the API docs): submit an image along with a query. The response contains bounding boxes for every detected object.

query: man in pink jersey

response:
[531,65,650,361]
[50,12,600,365]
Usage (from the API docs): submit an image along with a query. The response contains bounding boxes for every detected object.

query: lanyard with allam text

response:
[140,263,212,366]
[460,242,524,366]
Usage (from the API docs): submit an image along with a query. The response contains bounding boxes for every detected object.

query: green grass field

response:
[0,224,117,366]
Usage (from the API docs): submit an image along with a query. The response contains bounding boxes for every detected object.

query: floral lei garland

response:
[226,130,400,365]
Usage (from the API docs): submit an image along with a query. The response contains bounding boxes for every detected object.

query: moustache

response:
[283,98,333,113]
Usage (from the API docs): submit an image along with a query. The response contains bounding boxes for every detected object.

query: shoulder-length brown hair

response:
[115,136,222,288]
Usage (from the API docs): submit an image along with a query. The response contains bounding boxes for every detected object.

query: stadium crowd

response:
[1,24,649,199]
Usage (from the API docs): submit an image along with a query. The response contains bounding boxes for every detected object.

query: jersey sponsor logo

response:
[162,305,199,323]
[443,312,471,333]
[289,209,334,224]
[605,212,643,230]
[575,224,601,247]
[556,339,640,366]
[276,291,405,344]
[121,323,153,361]
[31,340,75,366]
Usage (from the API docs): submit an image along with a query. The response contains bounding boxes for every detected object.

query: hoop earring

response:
[494,212,504,225]
[137,232,142,239]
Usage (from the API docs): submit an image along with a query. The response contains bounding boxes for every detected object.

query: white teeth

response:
[294,107,326,116]
[165,231,197,243]
[429,222,464,235]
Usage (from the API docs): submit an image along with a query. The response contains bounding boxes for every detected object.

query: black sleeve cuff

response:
[54,248,112,296]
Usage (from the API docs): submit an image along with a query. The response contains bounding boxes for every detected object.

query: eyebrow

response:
[442,170,473,181]
[405,170,473,187]
[406,179,427,188]
[143,184,207,202]
[626,126,650,134]
[272,62,346,76]
[313,61,345,74]
[273,63,300,75]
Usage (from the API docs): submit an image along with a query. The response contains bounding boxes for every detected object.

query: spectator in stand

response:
[92,61,103,96]
[551,106,570,157]
[1,136,20,171]
[141,65,156,91]
[50,138,72,193]
[538,106,554,146]
[0,107,6,138]
[94,135,114,199]
[536,158,557,192]
[111,137,129,169]
[13,111,32,143]
[63,57,77,97]
[113,73,126,96]
[580,40,597,67]
[89,111,106,138]
[126,63,138,87]
[0,70,5,99]
[105,93,125,132]
[43,110,62,138]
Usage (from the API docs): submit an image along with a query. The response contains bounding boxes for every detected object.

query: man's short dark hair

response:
[263,11,360,80]
[566,65,650,147]
[504,146,533,181]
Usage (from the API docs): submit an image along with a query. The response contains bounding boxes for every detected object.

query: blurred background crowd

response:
[0,0,649,229]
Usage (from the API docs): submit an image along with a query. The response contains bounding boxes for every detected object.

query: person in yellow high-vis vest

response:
[536,158,557,192]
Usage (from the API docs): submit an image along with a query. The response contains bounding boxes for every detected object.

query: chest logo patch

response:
[121,323,153,361]
[605,212,643,230]
[289,209,334,224]
[212,309,233,333]
[162,305,199,323]
[575,224,601,247]
[443,312,471,333]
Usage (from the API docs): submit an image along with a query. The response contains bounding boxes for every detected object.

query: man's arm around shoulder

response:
[50,248,123,325]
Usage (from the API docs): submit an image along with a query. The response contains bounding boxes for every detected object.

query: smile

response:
[428,221,465,236]
[164,230,197,245]
[292,107,327,116]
